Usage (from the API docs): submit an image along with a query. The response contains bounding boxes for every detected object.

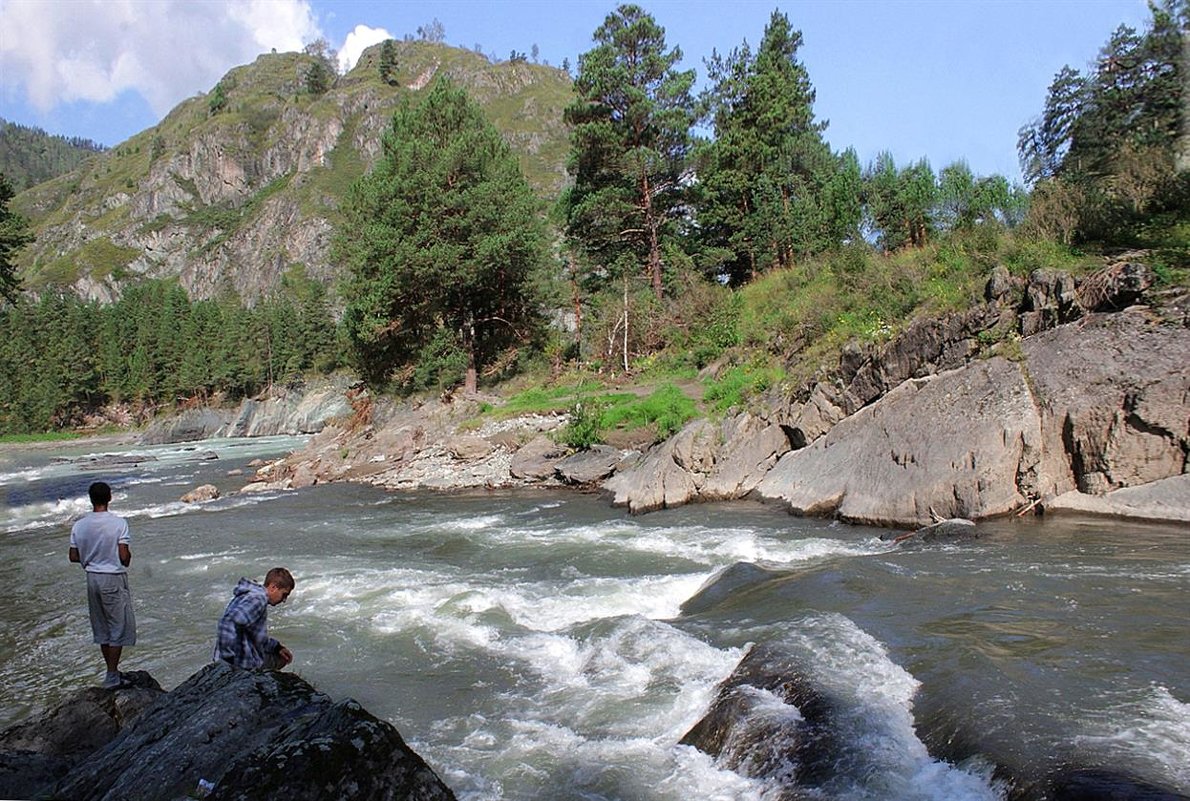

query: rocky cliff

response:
[259,260,1189,529]
[138,374,354,444]
[13,41,572,304]
[610,263,1190,526]
[0,664,456,801]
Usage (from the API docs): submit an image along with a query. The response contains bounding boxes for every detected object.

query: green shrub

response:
[556,397,605,449]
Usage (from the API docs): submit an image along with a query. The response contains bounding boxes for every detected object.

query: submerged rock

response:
[679,562,786,616]
[1013,768,1189,801]
[0,663,455,801]
[181,484,220,503]
[680,641,844,799]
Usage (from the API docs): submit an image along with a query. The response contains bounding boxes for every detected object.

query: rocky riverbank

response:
[0,664,456,801]
[247,260,1187,529]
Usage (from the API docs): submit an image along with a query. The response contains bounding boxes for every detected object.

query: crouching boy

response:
[213,567,295,670]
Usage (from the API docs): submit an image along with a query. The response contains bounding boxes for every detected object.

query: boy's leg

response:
[100,643,122,673]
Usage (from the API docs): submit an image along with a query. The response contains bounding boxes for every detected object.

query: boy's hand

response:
[278,646,293,666]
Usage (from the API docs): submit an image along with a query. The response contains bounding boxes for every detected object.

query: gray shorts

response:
[86,572,137,646]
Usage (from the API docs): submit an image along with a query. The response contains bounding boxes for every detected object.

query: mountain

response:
[0,118,106,192]
[10,41,573,303]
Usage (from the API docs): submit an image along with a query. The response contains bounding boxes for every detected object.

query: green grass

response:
[600,383,697,439]
[31,237,142,287]
[0,431,82,443]
[703,363,786,415]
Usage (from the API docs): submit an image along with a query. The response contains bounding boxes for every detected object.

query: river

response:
[1,435,1187,800]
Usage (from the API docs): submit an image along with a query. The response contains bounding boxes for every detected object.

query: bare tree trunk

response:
[641,171,663,299]
[622,276,630,374]
[569,253,583,358]
[1180,27,1190,173]
[463,317,477,395]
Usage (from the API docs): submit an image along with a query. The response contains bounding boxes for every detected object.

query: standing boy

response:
[69,481,136,689]
[213,567,295,670]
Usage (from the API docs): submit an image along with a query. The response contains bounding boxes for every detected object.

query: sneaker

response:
[102,671,124,689]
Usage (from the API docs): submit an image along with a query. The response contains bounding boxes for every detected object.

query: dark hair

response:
[88,481,112,508]
[264,567,295,590]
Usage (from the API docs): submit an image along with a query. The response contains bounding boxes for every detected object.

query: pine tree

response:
[696,11,853,284]
[561,4,696,299]
[337,79,547,393]
[378,39,398,85]
[0,172,33,303]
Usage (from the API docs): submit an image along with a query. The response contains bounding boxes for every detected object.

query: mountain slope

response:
[0,118,106,191]
[12,41,573,303]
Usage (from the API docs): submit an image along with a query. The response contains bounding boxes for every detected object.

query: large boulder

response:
[4,663,455,801]
[509,435,568,480]
[0,671,164,799]
[1042,474,1190,523]
[181,484,220,503]
[1020,310,1190,498]
[754,358,1042,528]
[604,419,717,512]
[555,445,623,485]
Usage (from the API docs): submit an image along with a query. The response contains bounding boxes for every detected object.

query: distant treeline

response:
[0,278,342,433]
[0,118,107,191]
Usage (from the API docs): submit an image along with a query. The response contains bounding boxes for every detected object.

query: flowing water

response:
[1,436,1187,800]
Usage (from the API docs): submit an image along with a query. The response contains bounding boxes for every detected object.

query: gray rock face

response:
[607,304,1188,527]
[45,663,455,801]
[1021,311,1190,497]
[755,358,1041,527]
[222,378,353,439]
[510,435,568,480]
[139,377,353,445]
[140,407,232,445]
[0,671,164,799]
[555,445,622,484]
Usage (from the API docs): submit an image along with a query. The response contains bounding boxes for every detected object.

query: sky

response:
[0,0,1155,184]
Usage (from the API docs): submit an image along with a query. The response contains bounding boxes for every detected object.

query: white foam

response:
[1076,684,1190,790]
[763,613,1002,801]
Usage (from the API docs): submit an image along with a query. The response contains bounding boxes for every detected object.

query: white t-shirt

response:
[70,511,131,574]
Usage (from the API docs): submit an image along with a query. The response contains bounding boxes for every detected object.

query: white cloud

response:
[0,0,322,116]
[338,24,393,72]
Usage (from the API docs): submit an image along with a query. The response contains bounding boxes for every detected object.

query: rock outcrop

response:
[605,299,1188,526]
[140,376,353,445]
[261,262,1187,528]
[0,663,455,801]
[0,671,164,798]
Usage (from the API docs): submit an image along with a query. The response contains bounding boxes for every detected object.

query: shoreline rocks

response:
[127,263,1187,529]
[0,663,456,801]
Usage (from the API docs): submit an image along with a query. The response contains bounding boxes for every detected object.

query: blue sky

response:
[0,0,1152,184]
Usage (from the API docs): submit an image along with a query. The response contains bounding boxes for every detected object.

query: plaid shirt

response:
[212,578,279,669]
